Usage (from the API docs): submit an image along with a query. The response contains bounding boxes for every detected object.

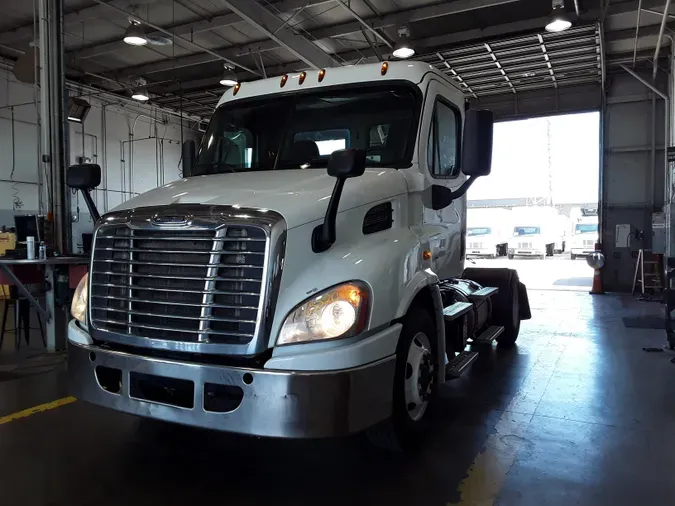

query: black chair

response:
[0,285,45,350]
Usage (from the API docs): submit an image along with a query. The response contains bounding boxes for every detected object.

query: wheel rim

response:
[404,332,434,422]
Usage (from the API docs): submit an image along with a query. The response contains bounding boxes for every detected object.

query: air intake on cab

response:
[362,202,393,235]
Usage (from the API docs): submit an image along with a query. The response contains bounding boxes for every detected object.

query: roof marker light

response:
[299,71,307,85]
[318,69,326,82]
[233,83,241,96]
[280,74,288,87]
[381,62,389,76]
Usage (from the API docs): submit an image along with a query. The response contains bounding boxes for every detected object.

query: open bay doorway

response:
[466,111,600,291]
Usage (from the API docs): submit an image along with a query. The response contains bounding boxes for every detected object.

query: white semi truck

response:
[570,216,599,259]
[508,206,566,259]
[66,62,530,449]
[466,208,512,258]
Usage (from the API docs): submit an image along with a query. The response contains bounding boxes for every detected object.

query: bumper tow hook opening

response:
[95,366,122,394]
[204,383,244,413]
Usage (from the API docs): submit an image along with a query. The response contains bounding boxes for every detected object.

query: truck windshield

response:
[575,223,598,234]
[468,227,491,236]
[514,227,540,236]
[193,84,420,175]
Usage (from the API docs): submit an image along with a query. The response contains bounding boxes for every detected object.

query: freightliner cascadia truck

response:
[66,61,530,449]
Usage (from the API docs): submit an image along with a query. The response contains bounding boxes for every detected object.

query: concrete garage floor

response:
[2,291,675,506]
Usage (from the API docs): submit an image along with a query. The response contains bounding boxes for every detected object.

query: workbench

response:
[0,256,88,351]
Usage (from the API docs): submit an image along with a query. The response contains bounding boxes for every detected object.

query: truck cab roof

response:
[216,61,460,107]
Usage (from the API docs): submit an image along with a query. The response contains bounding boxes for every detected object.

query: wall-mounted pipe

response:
[102,104,108,213]
[653,0,672,79]
[620,64,669,210]
[573,0,581,17]
[633,0,643,68]
[0,179,38,185]
[120,140,126,202]
[129,114,164,196]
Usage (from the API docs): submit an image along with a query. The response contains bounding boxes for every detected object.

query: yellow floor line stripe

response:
[450,333,567,505]
[0,396,76,425]
[450,411,533,506]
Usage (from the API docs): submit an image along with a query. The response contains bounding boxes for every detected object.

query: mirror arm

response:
[81,189,100,222]
[312,177,346,253]
[449,176,477,201]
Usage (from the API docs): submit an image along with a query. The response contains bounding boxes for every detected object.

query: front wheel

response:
[367,306,437,451]
[571,254,577,260]
[508,254,515,260]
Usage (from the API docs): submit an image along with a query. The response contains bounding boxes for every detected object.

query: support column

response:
[38,0,69,254]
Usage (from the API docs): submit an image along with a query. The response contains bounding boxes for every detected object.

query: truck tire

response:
[495,274,520,347]
[462,268,521,347]
[367,305,438,451]
[571,253,577,260]
[508,254,515,260]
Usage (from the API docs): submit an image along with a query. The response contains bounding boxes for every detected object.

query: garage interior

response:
[2,1,675,505]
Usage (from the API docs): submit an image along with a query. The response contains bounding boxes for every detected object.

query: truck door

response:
[420,79,466,280]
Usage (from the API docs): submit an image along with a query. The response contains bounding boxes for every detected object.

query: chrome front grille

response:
[469,241,484,249]
[87,205,286,355]
[90,225,266,345]
[583,239,595,248]
[518,241,533,249]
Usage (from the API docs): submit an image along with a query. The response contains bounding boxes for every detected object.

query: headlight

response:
[71,273,88,324]
[277,282,370,345]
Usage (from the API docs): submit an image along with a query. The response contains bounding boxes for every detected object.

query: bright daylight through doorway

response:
[467,111,600,291]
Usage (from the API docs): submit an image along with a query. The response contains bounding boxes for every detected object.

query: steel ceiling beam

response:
[87,0,260,75]
[102,0,666,88]
[69,0,332,60]
[310,0,520,41]
[215,0,339,69]
[333,0,392,48]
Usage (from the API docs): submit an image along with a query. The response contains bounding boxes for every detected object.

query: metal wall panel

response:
[601,72,667,291]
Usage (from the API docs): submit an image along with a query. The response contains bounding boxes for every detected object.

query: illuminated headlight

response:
[277,282,370,345]
[71,273,88,324]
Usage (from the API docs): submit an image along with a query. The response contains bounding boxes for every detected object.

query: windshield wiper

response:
[196,162,238,174]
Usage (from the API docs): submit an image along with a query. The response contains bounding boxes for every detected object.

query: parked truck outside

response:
[570,216,599,259]
[466,208,512,258]
[66,61,530,449]
[508,206,566,259]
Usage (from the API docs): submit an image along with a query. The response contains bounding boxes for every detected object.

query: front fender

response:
[267,200,424,349]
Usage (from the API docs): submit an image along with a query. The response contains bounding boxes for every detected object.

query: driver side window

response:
[427,98,461,179]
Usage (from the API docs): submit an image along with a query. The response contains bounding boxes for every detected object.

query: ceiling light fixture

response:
[392,26,415,59]
[123,19,148,46]
[131,78,150,101]
[219,64,238,87]
[545,0,572,33]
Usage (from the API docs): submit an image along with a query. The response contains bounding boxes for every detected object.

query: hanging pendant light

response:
[131,78,150,101]
[219,64,238,87]
[545,0,572,33]
[124,19,148,46]
[392,26,415,59]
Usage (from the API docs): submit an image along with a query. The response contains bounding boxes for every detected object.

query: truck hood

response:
[112,168,408,229]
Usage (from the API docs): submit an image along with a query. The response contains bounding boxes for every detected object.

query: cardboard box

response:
[0,232,16,299]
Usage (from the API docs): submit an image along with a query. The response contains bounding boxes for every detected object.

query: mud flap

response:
[462,267,531,322]
[518,281,531,320]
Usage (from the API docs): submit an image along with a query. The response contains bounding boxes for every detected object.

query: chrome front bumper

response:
[68,341,395,438]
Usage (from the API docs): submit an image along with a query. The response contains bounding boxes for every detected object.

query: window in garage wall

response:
[467,111,600,292]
